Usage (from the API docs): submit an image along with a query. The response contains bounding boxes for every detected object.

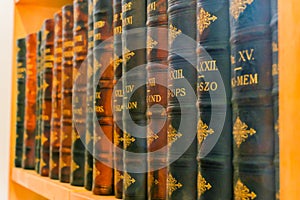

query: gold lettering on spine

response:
[147,1,157,13]
[230,0,254,20]
[234,179,257,200]
[198,8,217,34]
[124,172,136,190]
[231,73,258,87]
[122,16,133,26]
[197,119,214,144]
[198,173,212,197]
[94,21,106,29]
[167,125,182,146]
[167,174,182,197]
[169,24,182,45]
[233,116,256,148]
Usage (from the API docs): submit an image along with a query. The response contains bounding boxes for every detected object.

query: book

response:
[92,0,114,195]
[146,0,168,199]
[49,11,63,180]
[15,37,26,168]
[113,0,123,198]
[84,0,94,191]
[71,0,88,187]
[22,33,37,170]
[60,4,74,183]
[271,0,279,198]
[121,0,148,199]
[196,0,232,199]
[230,0,275,199]
[167,0,197,199]
[40,18,55,176]
[35,30,42,173]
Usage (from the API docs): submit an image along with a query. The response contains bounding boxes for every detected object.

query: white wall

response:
[0,1,14,199]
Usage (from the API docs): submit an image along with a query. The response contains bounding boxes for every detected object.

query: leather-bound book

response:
[40,18,55,176]
[60,4,74,183]
[35,30,42,173]
[230,0,275,199]
[85,0,94,191]
[167,0,197,199]
[121,0,148,199]
[196,1,232,199]
[15,38,26,168]
[50,11,63,180]
[113,0,123,198]
[22,33,37,170]
[92,0,114,195]
[146,0,168,199]
[271,0,279,198]
[71,0,88,187]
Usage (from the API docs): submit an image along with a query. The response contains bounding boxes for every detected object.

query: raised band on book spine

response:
[15,38,26,168]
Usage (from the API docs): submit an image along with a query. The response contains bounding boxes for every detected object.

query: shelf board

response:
[12,168,117,200]
[15,0,73,7]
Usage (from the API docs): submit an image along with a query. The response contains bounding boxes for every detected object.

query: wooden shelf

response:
[12,168,117,200]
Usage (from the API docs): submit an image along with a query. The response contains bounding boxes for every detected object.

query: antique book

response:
[60,4,74,183]
[22,33,37,170]
[113,0,123,198]
[230,0,275,199]
[35,30,42,173]
[167,0,197,199]
[40,18,55,176]
[71,0,88,187]
[85,0,94,191]
[146,0,168,199]
[92,0,114,195]
[15,38,26,168]
[196,0,232,199]
[49,11,63,180]
[121,0,148,199]
[271,0,279,198]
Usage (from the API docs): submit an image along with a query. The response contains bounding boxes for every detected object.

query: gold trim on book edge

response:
[197,119,214,144]
[275,119,279,135]
[121,132,135,149]
[71,160,80,172]
[41,134,48,145]
[147,129,159,145]
[276,191,280,200]
[114,54,123,70]
[198,8,217,35]
[167,174,182,197]
[124,172,136,190]
[147,36,158,50]
[115,171,124,184]
[230,0,254,20]
[233,116,256,148]
[114,129,122,146]
[198,173,212,197]
[167,125,182,146]
[149,175,159,187]
[123,48,135,63]
[234,179,257,200]
[169,24,182,45]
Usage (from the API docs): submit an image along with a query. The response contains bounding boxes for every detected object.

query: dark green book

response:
[15,38,26,168]
[196,0,232,199]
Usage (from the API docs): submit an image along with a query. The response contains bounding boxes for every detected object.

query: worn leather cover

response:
[15,38,26,168]
[60,4,74,183]
[230,0,275,199]
[196,1,232,199]
[23,33,37,170]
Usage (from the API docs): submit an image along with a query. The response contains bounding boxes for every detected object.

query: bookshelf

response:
[8,0,300,199]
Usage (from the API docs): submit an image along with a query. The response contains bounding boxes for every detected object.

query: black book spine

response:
[71,0,88,187]
[40,19,55,176]
[230,0,275,199]
[84,0,94,191]
[50,11,63,180]
[196,0,232,199]
[121,0,148,199]
[113,0,123,198]
[60,4,74,183]
[146,0,168,200]
[167,0,197,199]
[271,0,279,198]
[15,38,26,168]
[92,0,114,195]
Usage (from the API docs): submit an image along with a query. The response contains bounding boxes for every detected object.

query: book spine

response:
[230,0,275,199]
[50,11,63,180]
[40,18,55,176]
[70,0,88,187]
[35,30,42,173]
[15,38,26,168]
[60,4,74,183]
[84,0,94,191]
[92,0,114,195]
[22,33,37,170]
[271,0,279,198]
[196,0,232,199]
[121,0,148,199]
[167,0,197,199]
[146,0,168,200]
[113,0,123,198]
